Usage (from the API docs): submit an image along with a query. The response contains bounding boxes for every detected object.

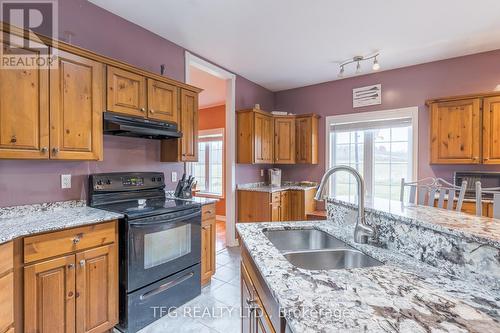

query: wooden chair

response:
[400,177,467,211]
[475,181,500,218]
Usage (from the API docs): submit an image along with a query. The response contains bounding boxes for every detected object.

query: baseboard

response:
[216,215,226,222]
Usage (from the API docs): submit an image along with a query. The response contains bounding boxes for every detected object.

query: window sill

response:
[195,192,224,200]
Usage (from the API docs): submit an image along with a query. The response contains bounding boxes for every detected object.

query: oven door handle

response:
[139,272,195,301]
[129,211,201,226]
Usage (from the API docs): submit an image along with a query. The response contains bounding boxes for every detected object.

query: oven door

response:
[127,208,201,292]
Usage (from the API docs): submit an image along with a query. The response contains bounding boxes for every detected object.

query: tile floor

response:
[137,246,242,333]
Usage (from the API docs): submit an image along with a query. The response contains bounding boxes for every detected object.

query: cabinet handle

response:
[68,264,75,270]
[202,226,208,230]
[41,147,48,153]
[150,109,155,114]
[140,108,146,112]
[52,147,59,154]
[79,259,85,267]
[72,235,81,244]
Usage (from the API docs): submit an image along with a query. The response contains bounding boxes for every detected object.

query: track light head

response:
[338,65,344,78]
[372,57,380,71]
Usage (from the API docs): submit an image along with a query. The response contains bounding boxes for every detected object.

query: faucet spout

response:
[315,165,374,244]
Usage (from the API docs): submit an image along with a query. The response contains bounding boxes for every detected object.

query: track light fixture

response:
[338,53,380,77]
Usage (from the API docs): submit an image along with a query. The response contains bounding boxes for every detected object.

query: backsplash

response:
[327,198,500,288]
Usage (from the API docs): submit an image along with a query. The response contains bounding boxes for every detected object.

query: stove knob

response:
[151,177,156,182]
[96,180,103,186]
[106,179,112,185]
[157,177,162,182]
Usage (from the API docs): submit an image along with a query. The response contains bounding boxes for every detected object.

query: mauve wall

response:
[275,49,500,184]
[0,0,273,207]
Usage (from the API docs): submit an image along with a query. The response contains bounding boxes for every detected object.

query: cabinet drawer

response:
[0,272,13,333]
[271,192,281,204]
[202,204,216,221]
[0,242,13,276]
[24,221,116,264]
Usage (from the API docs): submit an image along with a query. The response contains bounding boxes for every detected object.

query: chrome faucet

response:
[315,165,375,244]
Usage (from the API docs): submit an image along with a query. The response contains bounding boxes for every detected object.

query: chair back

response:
[475,182,500,218]
[400,177,467,211]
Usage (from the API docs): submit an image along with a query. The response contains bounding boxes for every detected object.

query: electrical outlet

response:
[260,169,264,177]
[61,174,72,189]
[171,171,177,182]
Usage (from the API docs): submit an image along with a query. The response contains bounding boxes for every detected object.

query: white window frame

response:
[325,107,419,199]
[192,128,225,198]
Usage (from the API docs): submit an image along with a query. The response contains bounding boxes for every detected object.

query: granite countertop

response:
[329,196,500,248]
[237,220,500,333]
[238,181,318,193]
[165,191,218,205]
[0,201,123,244]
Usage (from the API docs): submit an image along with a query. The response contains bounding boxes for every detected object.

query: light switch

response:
[260,169,264,177]
[171,171,177,182]
[61,174,71,189]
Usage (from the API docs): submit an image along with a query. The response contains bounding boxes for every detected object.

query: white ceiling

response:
[189,66,226,108]
[89,0,500,91]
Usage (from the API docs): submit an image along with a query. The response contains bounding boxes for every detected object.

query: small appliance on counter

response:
[174,173,196,199]
[267,168,282,187]
[454,171,500,199]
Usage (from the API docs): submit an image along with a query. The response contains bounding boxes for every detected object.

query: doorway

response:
[185,52,237,250]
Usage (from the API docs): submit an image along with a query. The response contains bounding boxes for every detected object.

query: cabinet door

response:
[280,191,290,221]
[0,37,49,159]
[254,113,274,164]
[482,96,500,164]
[107,66,146,117]
[24,254,76,333]
[274,117,295,164]
[289,190,305,221]
[241,264,255,333]
[147,79,178,123]
[255,304,274,333]
[180,89,199,161]
[50,50,103,160]
[201,218,216,285]
[75,244,118,333]
[295,116,318,164]
[430,99,481,164]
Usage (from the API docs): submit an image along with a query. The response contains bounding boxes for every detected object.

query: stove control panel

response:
[90,172,165,192]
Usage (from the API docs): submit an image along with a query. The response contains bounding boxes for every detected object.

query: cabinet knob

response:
[52,147,59,154]
[10,135,16,143]
[41,147,48,153]
[150,109,155,114]
[72,235,81,244]
[140,108,146,112]
[79,259,85,267]
[68,264,75,270]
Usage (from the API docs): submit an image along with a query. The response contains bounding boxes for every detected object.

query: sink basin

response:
[263,229,353,252]
[283,249,383,270]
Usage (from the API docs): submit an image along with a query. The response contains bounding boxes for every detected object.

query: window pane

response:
[392,127,409,142]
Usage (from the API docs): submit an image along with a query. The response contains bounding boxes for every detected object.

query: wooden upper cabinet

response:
[75,244,117,333]
[254,112,274,164]
[24,254,76,333]
[482,96,500,164]
[296,115,319,164]
[274,117,295,164]
[50,50,104,161]
[180,89,198,161]
[160,89,199,162]
[147,79,178,123]
[107,66,147,118]
[0,36,49,159]
[430,98,481,164]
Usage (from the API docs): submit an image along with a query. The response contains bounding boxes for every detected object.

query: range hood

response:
[103,112,182,140]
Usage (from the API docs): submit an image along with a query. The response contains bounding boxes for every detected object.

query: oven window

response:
[143,224,191,269]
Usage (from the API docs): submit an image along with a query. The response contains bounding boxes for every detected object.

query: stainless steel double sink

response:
[263,229,382,270]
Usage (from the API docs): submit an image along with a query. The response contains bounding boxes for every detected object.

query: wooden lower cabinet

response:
[238,189,315,223]
[23,222,118,333]
[201,204,216,285]
[241,244,284,333]
[0,242,14,333]
[433,199,493,217]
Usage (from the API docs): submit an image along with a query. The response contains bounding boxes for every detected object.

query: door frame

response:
[185,51,238,247]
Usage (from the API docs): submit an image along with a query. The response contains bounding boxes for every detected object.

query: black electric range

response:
[88,172,201,333]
